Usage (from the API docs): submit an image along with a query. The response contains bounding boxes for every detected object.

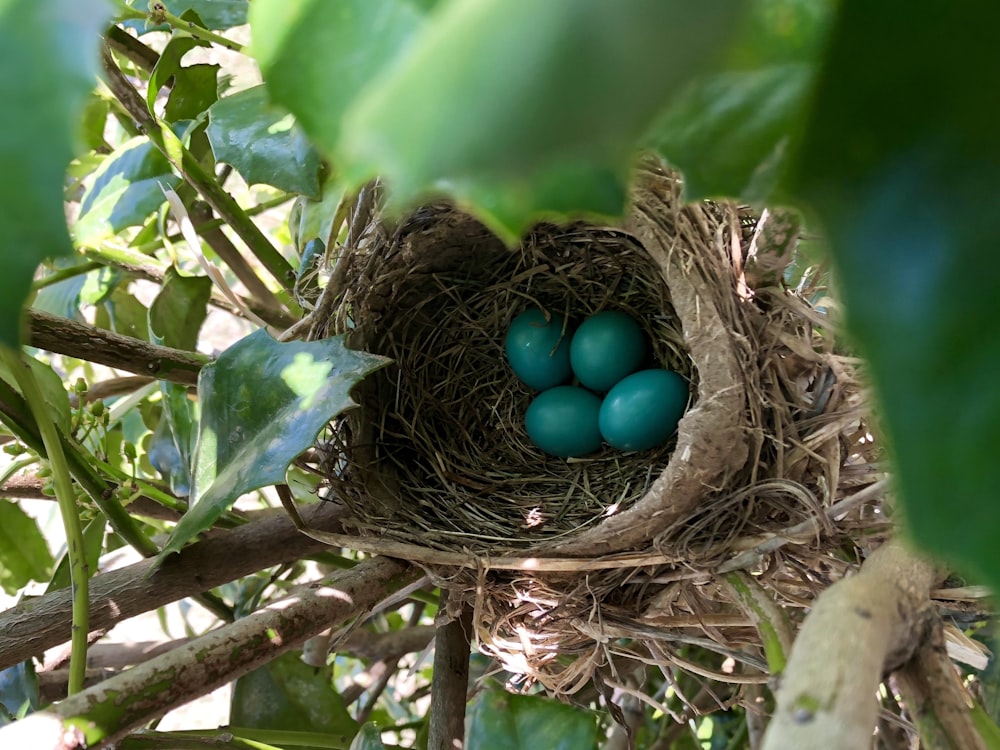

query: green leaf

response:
[157,330,389,559]
[647,0,834,202]
[231,651,358,749]
[206,86,323,198]
[74,136,181,246]
[149,268,213,351]
[336,0,743,238]
[793,3,1000,585]
[46,518,105,594]
[0,501,54,595]
[467,688,598,750]
[147,36,220,124]
[250,0,424,161]
[162,0,248,29]
[0,0,110,346]
[350,724,387,750]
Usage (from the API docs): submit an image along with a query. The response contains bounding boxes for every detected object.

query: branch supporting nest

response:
[761,537,944,750]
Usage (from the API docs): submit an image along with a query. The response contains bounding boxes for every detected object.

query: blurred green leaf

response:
[648,0,834,202]
[161,0,248,29]
[207,85,323,198]
[0,0,110,346]
[336,0,742,238]
[0,661,38,728]
[231,651,358,749]
[350,724,387,750]
[157,330,389,559]
[0,501,54,595]
[99,285,150,341]
[250,0,424,161]
[467,688,598,750]
[74,136,181,246]
[793,2,1000,585]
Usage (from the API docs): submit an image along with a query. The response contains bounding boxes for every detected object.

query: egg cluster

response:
[504,308,688,458]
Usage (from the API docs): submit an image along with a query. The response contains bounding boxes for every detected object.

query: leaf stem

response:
[150,5,244,52]
[99,45,298,300]
[0,348,90,695]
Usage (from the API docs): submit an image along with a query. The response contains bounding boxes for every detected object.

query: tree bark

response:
[0,557,418,749]
[0,502,345,671]
[27,309,207,386]
[761,538,943,750]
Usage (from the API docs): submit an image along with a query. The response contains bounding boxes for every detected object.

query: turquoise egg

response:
[525,386,603,458]
[599,369,688,451]
[570,311,647,392]
[505,309,573,391]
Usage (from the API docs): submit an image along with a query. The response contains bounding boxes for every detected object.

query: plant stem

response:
[99,45,298,301]
[0,349,90,695]
[121,727,351,749]
[149,5,244,52]
[32,260,103,291]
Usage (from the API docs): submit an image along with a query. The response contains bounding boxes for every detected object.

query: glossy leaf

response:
[74,136,181,246]
[231,651,358,749]
[0,501,54,596]
[207,86,323,198]
[467,688,598,750]
[250,0,424,158]
[350,724,387,750]
[0,0,109,346]
[793,2,1000,585]
[0,662,38,727]
[337,0,742,238]
[147,36,219,124]
[157,330,389,559]
[161,0,248,29]
[149,268,213,351]
[647,0,834,202]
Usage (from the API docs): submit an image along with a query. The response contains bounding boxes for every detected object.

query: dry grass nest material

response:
[311,162,887,697]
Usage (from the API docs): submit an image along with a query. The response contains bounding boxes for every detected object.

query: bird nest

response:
[309,161,886,699]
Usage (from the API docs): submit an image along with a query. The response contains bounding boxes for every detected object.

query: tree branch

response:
[428,591,473,750]
[27,309,208,386]
[0,503,345,671]
[4,557,418,749]
[761,538,943,750]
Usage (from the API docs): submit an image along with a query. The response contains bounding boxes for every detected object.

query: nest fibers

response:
[309,161,885,697]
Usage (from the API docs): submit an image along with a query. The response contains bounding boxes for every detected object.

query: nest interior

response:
[313,163,886,697]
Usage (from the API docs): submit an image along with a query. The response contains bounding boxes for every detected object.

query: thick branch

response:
[0,503,345,671]
[428,591,473,750]
[7,557,418,749]
[761,538,943,750]
[27,309,208,386]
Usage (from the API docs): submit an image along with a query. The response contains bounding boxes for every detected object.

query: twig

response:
[148,2,244,52]
[12,558,418,749]
[428,590,473,750]
[760,538,943,750]
[0,502,347,671]
[28,309,208,386]
[1,350,90,694]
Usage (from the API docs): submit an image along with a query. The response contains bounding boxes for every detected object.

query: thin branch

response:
[28,309,208,386]
[15,557,418,749]
[760,538,944,750]
[0,502,346,671]
[104,25,159,72]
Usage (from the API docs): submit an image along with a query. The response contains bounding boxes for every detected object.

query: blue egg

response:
[599,369,688,451]
[569,311,647,392]
[525,386,603,458]
[505,308,573,391]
